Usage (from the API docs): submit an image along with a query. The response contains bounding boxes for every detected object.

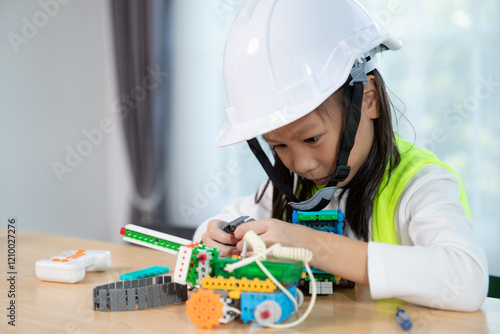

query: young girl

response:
[194,0,488,312]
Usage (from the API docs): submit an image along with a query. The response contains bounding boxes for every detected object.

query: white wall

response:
[0,0,131,243]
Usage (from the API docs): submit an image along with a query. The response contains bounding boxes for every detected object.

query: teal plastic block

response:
[119,266,170,281]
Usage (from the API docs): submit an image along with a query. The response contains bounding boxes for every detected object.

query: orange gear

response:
[185,289,225,329]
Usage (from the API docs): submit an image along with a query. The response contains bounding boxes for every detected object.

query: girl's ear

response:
[362,75,379,119]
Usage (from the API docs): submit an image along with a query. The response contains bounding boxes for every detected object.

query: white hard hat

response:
[215,0,402,147]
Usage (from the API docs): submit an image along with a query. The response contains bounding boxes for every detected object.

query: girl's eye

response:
[304,135,320,144]
[271,144,287,151]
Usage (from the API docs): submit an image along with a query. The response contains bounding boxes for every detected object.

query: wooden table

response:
[1,228,499,333]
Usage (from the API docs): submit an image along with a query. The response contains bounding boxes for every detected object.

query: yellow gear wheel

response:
[185,289,225,329]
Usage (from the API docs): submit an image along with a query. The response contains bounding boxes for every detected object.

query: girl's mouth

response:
[312,174,332,185]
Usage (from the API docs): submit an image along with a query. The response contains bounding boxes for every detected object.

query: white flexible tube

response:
[242,230,267,258]
[272,246,313,263]
[267,263,316,329]
[254,259,298,311]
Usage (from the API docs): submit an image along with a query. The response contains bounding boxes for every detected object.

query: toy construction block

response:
[119,266,170,280]
[93,276,187,312]
[120,224,191,255]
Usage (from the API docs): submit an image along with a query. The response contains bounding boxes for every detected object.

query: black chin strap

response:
[247,138,299,202]
[246,76,365,209]
[325,80,364,187]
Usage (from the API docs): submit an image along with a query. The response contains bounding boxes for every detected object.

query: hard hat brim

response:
[215,35,402,147]
[215,92,332,147]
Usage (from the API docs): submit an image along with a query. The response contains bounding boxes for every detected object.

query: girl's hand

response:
[233,218,310,252]
[233,218,370,285]
[201,219,241,256]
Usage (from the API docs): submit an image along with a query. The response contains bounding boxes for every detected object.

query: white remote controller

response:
[35,249,111,283]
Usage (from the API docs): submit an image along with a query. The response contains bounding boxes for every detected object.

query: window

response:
[361,0,499,276]
[166,0,500,276]
[166,0,265,228]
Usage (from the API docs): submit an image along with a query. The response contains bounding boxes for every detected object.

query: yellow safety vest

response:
[372,137,471,245]
[309,136,471,245]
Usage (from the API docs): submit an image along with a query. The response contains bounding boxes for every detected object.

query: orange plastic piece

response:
[185,289,224,329]
[51,250,87,262]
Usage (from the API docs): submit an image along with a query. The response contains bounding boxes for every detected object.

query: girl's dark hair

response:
[255,69,400,241]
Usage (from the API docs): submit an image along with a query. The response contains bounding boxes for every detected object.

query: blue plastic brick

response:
[292,210,343,235]
[240,285,297,324]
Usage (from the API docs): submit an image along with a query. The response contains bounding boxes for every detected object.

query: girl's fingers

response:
[210,227,239,245]
[233,220,270,239]
[201,234,239,257]
[218,244,239,257]
[207,220,239,245]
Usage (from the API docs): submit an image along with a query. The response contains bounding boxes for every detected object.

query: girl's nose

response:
[292,151,319,175]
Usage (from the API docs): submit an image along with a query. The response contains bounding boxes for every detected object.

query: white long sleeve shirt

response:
[193,165,489,312]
